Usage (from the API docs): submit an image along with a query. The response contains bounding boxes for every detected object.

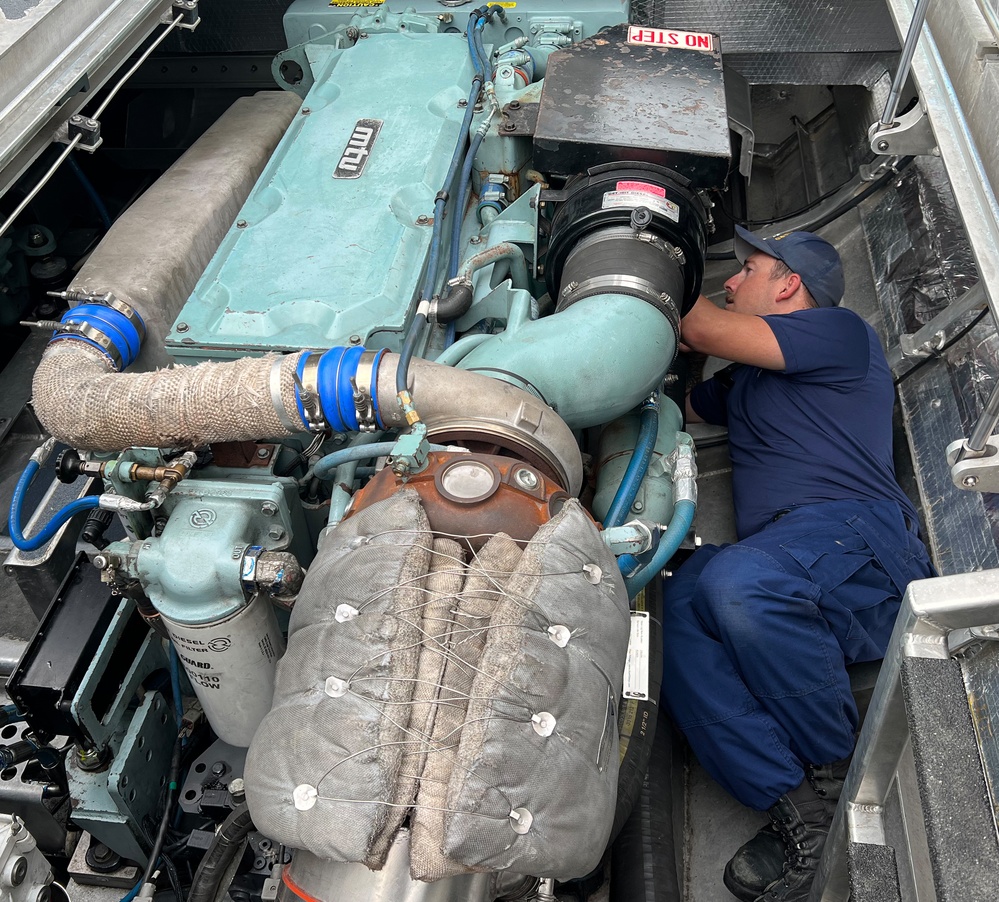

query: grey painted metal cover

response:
[534,23,731,185]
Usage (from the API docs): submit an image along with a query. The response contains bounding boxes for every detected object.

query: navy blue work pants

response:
[661,499,933,811]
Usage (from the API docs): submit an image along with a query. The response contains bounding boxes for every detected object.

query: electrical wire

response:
[140,736,183,889]
[1,14,185,242]
[707,157,915,261]
[893,306,992,386]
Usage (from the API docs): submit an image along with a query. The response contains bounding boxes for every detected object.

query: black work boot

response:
[723,823,785,902]
[723,758,851,901]
[753,779,835,901]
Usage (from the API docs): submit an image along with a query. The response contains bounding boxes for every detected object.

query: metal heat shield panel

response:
[534,24,731,185]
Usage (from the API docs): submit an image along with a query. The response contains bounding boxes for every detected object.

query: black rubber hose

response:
[610,573,665,842]
[395,312,428,394]
[187,803,255,902]
[435,281,474,323]
[610,719,683,902]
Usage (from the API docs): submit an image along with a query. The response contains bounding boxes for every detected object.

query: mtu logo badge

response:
[333,119,383,179]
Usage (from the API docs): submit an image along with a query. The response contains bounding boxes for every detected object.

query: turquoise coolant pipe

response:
[456,294,677,430]
[592,399,685,527]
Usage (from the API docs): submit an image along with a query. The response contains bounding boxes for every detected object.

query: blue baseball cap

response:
[733,225,845,308]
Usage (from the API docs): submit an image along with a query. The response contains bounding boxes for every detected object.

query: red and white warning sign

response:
[602,181,680,222]
[627,26,715,52]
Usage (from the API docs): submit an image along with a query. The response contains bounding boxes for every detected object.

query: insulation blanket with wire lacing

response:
[244,487,630,881]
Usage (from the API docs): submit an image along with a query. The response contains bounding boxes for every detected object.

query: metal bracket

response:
[389,423,430,478]
[67,114,102,153]
[869,103,938,157]
[946,435,999,492]
[166,1,200,30]
[890,282,988,370]
[947,623,999,656]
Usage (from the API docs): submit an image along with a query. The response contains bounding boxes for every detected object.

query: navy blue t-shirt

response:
[690,307,918,539]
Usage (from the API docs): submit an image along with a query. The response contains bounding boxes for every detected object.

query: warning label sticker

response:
[329,0,385,6]
[627,26,715,52]
[623,611,650,700]
[602,189,680,223]
[617,180,666,197]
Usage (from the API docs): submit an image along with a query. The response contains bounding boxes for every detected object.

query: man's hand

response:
[680,296,786,370]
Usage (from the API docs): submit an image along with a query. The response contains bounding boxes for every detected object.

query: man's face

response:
[723,251,785,316]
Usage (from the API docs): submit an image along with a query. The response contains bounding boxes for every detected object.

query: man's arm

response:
[680,296,786,370]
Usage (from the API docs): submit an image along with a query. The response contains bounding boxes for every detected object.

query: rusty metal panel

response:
[534,24,731,185]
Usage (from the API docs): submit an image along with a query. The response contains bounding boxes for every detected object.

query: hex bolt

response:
[269,525,285,541]
[261,501,278,517]
[349,334,362,345]
[236,220,248,229]
[632,500,645,512]
[256,447,271,459]
[457,99,468,108]
[176,322,189,333]
[501,121,517,132]
[229,777,246,803]
[514,469,539,490]
[963,475,979,488]
[877,140,890,152]
[470,235,482,245]
[416,214,430,224]
[509,100,521,110]
[211,761,227,777]
[301,107,311,115]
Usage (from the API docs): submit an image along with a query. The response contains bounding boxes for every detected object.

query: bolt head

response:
[632,500,645,512]
[470,235,482,245]
[236,219,248,229]
[963,475,979,488]
[256,447,271,459]
[269,525,285,541]
[301,107,311,115]
[417,214,429,224]
[514,468,539,490]
[176,322,189,333]
[261,501,278,517]
[349,334,362,345]
[877,140,890,152]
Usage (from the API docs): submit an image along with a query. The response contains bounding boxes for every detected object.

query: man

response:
[663,226,933,902]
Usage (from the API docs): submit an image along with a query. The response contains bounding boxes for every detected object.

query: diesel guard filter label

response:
[333,119,383,179]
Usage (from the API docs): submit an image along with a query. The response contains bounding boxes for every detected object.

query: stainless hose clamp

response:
[51,322,124,371]
[90,292,147,344]
[295,355,327,433]
[352,349,384,433]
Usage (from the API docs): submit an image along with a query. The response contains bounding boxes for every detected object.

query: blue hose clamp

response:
[53,293,145,371]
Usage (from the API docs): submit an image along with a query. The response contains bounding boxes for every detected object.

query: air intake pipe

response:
[457,163,708,428]
[31,323,583,493]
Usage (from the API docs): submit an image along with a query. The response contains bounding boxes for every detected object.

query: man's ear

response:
[774,272,802,303]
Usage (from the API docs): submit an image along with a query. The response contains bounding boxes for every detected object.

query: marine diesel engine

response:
[5,4,730,900]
